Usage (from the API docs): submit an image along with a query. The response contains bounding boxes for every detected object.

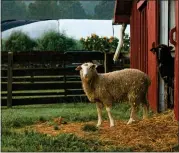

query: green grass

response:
[82,124,98,132]
[2,130,132,152]
[2,103,96,128]
[2,103,152,128]
[2,103,147,152]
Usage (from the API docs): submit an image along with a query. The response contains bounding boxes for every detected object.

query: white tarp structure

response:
[2,19,130,40]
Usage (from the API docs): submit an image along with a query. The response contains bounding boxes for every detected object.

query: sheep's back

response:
[98,68,151,101]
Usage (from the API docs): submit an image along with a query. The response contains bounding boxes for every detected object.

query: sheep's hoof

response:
[110,124,115,128]
[143,116,148,120]
[96,124,101,127]
[127,118,136,125]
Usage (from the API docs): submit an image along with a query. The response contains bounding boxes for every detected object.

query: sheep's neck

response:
[82,73,98,99]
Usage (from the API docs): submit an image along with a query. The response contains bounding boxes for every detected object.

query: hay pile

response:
[33,110,178,151]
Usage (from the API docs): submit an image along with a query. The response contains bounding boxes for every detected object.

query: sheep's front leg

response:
[96,102,103,127]
[105,106,115,127]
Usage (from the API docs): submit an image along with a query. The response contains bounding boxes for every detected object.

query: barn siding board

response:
[147,0,159,112]
[174,0,179,121]
[130,1,140,69]
[130,1,148,73]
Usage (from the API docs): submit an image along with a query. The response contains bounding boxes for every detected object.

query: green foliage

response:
[2,0,27,20]
[80,1,100,16]
[27,0,89,20]
[59,1,89,19]
[80,33,130,53]
[1,39,6,51]
[2,30,82,52]
[81,124,98,132]
[2,1,118,21]
[121,33,130,52]
[4,31,36,52]
[80,33,119,53]
[28,1,60,19]
[94,1,115,19]
[36,31,77,51]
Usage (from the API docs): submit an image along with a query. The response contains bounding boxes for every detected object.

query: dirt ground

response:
[31,110,178,152]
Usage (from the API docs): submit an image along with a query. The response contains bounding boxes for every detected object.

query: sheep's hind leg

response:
[96,102,103,127]
[105,106,115,127]
[142,103,149,119]
[127,105,138,125]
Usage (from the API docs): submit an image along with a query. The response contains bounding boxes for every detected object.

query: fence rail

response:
[1,51,129,107]
[1,51,108,107]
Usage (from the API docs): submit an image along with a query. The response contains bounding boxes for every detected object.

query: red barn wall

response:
[129,0,178,118]
[130,0,158,111]
[147,0,159,112]
[130,1,148,73]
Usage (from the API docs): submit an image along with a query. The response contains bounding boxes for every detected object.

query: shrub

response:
[80,33,130,53]
[1,39,6,51]
[36,31,77,52]
[80,33,119,53]
[4,31,36,52]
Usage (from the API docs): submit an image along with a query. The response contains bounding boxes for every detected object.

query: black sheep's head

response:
[150,44,173,54]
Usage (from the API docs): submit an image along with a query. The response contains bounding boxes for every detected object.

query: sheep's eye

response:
[90,65,95,69]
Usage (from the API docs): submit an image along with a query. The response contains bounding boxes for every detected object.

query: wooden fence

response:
[1,51,120,107]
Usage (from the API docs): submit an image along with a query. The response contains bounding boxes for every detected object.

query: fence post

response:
[7,52,13,108]
[104,52,113,73]
[104,52,108,73]
[63,58,67,97]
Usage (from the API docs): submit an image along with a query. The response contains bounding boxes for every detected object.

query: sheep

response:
[75,62,151,127]
[150,44,174,87]
[150,44,174,108]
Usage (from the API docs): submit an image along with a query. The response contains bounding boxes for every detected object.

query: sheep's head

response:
[75,62,98,81]
[150,44,173,54]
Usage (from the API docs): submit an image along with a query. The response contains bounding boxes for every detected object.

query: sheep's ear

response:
[75,65,82,71]
[92,64,98,69]
[150,47,155,51]
[150,47,157,53]
[169,46,173,50]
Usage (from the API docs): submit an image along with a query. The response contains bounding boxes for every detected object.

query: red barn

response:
[113,0,179,120]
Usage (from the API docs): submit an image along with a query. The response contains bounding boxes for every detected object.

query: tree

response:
[94,1,115,19]
[28,1,61,19]
[80,1,100,16]
[4,31,36,52]
[58,1,88,19]
[36,31,77,51]
[27,0,88,20]
[2,0,27,20]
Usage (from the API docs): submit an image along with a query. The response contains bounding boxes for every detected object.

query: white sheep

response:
[76,62,151,127]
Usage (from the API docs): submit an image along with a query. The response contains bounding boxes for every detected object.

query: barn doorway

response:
[159,0,175,111]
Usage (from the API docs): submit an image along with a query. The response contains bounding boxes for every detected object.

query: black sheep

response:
[150,44,174,109]
[150,44,174,88]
